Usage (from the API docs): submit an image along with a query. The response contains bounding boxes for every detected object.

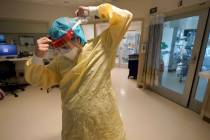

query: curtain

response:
[143,23,163,88]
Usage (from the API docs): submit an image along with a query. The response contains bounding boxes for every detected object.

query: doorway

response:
[116,21,142,67]
[95,21,142,67]
[189,10,210,113]
[154,8,209,108]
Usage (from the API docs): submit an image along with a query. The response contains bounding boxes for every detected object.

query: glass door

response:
[189,11,210,112]
[155,9,209,106]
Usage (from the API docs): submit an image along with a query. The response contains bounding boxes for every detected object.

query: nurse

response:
[25,3,133,140]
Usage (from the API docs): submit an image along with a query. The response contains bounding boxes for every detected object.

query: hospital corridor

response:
[0,0,210,140]
[0,68,209,140]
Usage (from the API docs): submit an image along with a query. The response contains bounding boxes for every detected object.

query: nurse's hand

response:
[75,6,89,17]
[35,37,52,58]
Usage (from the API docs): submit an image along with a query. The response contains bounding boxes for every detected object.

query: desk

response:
[199,71,210,121]
[0,57,31,84]
[0,57,31,62]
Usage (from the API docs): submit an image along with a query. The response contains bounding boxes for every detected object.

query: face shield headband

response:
[50,29,74,48]
[50,18,86,48]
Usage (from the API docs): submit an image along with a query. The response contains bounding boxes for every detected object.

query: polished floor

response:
[0,68,210,140]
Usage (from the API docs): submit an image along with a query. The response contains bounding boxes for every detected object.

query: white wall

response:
[0,1,74,23]
[0,0,152,22]
[0,0,151,39]
[113,0,152,19]
[0,20,48,33]
[0,0,207,39]
[151,0,209,12]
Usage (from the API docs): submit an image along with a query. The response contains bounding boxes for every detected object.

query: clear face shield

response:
[49,38,80,54]
[48,18,87,57]
[46,39,81,61]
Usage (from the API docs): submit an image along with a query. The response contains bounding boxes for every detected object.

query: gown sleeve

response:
[98,3,133,51]
[25,57,61,89]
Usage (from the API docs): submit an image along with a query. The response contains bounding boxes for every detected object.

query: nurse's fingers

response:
[39,44,49,49]
[37,37,52,44]
[40,36,51,42]
[75,6,89,17]
[35,37,51,58]
[39,47,49,51]
[37,43,49,54]
[75,9,79,16]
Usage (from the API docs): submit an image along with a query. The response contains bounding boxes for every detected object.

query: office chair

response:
[0,61,25,97]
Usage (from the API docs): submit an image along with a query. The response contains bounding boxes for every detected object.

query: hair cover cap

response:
[48,17,86,46]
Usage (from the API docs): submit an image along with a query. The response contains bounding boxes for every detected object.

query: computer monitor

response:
[0,34,6,44]
[0,34,5,41]
[0,44,17,57]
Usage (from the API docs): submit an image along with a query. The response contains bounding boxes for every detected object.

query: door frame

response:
[152,8,209,107]
[189,9,210,113]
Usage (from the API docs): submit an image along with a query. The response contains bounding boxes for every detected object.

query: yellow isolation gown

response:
[25,3,133,140]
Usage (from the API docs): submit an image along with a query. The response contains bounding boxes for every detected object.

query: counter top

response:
[0,57,31,62]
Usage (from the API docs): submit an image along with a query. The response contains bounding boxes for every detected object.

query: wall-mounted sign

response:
[150,7,158,15]
[178,0,183,7]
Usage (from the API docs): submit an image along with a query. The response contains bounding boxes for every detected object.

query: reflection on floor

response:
[161,70,185,94]
[0,68,210,140]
